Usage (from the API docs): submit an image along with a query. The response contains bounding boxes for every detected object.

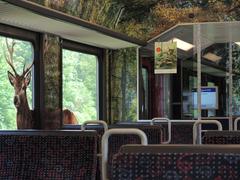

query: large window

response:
[62,48,98,124]
[0,36,34,129]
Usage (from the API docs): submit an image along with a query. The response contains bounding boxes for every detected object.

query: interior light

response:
[203,52,222,62]
[172,38,194,51]
[235,42,240,47]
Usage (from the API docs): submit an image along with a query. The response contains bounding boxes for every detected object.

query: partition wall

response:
[139,22,240,130]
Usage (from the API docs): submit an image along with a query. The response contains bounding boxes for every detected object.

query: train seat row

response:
[111,144,240,180]
[1,119,240,179]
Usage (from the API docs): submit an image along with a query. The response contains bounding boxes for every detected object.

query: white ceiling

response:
[0,0,144,49]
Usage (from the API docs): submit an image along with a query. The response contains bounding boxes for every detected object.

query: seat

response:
[0,130,97,180]
[202,131,240,144]
[111,144,240,180]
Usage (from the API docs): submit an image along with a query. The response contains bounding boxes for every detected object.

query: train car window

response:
[0,36,34,129]
[62,49,98,124]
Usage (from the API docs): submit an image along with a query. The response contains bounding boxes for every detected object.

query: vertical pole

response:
[196,24,201,121]
[137,47,140,120]
[196,24,202,144]
[229,42,233,131]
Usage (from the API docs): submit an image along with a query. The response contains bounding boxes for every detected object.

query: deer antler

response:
[23,60,34,76]
[5,38,18,76]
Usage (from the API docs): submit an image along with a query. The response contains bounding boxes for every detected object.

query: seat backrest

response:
[0,130,97,180]
[105,125,162,177]
[161,122,193,144]
[64,124,105,151]
[108,125,163,168]
[110,124,163,144]
[202,130,240,144]
[111,144,240,179]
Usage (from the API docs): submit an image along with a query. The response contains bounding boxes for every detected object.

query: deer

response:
[5,39,78,129]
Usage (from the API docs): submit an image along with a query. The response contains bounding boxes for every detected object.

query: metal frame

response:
[151,117,171,144]
[137,47,140,120]
[81,120,108,132]
[193,120,223,144]
[195,24,202,121]
[137,119,196,123]
[229,42,233,130]
[0,130,96,136]
[101,128,148,180]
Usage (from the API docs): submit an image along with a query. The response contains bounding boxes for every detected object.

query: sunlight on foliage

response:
[62,49,97,124]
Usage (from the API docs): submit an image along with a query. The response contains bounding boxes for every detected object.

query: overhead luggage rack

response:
[0,0,146,49]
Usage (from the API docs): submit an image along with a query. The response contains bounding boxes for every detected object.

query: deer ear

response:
[7,71,15,86]
[24,71,31,86]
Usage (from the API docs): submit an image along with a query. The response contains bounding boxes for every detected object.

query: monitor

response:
[192,86,218,109]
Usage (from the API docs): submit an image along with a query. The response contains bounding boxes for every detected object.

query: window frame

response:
[61,39,104,125]
[0,23,40,128]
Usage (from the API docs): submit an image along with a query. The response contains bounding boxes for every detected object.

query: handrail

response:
[81,120,108,132]
[151,117,171,144]
[234,117,240,131]
[137,119,195,123]
[193,120,223,145]
[101,128,148,180]
[195,117,230,120]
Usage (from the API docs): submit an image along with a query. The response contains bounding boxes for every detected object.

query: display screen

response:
[193,87,218,109]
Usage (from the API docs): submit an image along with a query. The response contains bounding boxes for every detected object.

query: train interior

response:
[0,1,240,180]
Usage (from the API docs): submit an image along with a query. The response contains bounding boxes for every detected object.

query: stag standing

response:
[5,39,78,129]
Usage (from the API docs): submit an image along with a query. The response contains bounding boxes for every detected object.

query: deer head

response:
[5,39,34,109]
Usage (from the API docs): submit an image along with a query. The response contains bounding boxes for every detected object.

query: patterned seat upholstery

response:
[108,125,163,176]
[80,126,105,180]
[111,144,240,180]
[64,125,106,180]
[108,125,163,157]
[110,125,163,144]
[161,123,193,144]
[202,131,240,144]
[0,130,97,180]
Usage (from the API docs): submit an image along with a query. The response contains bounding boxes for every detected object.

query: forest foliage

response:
[62,49,97,124]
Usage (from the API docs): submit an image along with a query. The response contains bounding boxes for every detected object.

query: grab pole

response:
[101,128,148,180]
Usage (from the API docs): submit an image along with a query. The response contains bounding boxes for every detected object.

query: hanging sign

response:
[154,41,177,74]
